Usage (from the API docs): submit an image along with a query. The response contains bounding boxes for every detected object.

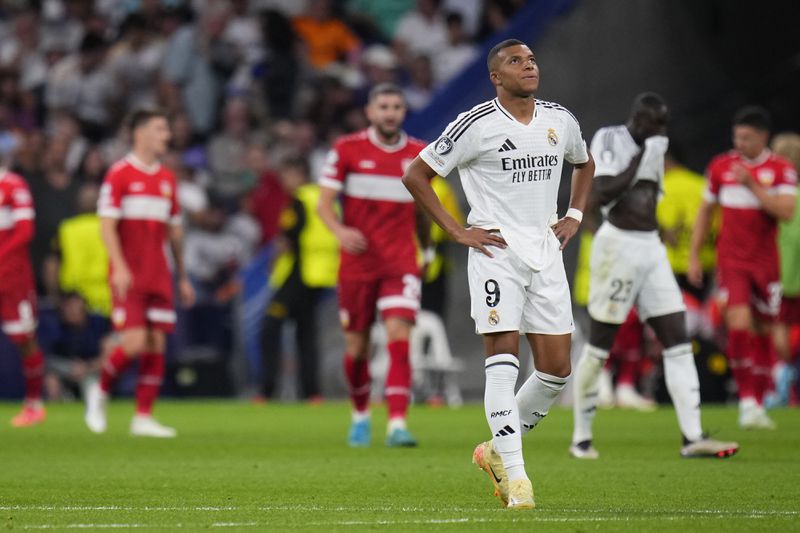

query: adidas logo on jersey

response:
[498,138,517,152]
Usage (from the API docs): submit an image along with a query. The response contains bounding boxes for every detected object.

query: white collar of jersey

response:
[493,98,536,125]
[740,148,771,166]
[125,153,161,175]
[367,127,407,152]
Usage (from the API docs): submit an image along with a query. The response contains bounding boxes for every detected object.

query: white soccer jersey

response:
[589,125,665,215]
[420,97,588,271]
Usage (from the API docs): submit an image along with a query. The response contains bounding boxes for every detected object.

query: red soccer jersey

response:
[0,170,35,291]
[98,155,180,293]
[320,128,426,281]
[705,149,798,271]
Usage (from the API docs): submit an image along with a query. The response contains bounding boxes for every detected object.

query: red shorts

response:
[780,296,800,324]
[717,265,781,320]
[0,283,37,343]
[337,274,420,332]
[111,288,176,333]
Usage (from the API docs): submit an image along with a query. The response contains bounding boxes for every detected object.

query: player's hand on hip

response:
[687,256,703,288]
[111,264,133,300]
[551,217,580,250]
[453,227,506,257]
[178,276,196,308]
[337,226,368,254]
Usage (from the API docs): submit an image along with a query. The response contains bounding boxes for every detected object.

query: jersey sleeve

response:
[319,142,347,192]
[10,179,34,224]
[98,167,124,218]
[563,112,589,165]
[169,173,182,226]
[703,159,721,204]
[419,112,481,177]
[590,128,625,178]
[772,159,798,196]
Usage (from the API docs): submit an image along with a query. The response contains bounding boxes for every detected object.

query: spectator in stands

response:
[259,9,301,119]
[261,156,338,401]
[477,0,518,41]
[346,0,415,41]
[163,150,207,229]
[293,0,361,70]
[40,292,110,402]
[74,144,109,184]
[160,5,220,137]
[56,183,110,317]
[45,32,118,142]
[207,97,264,199]
[170,112,208,172]
[657,149,717,301]
[403,54,435,112]
[223,0,264,91]
[433,12,478,86]
[393,0,447,66]
[245,141,289,244]
[108,13,166,111]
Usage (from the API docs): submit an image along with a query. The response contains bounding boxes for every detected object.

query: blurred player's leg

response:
[383,316,417,447]
[662,343,703,442]
[570,344,607,459]
[131,350,175,438]
[343,329,371,447]
[11,337,46,427]
[749,332,777,429]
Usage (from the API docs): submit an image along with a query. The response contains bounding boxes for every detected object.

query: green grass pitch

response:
[0,401,797,531]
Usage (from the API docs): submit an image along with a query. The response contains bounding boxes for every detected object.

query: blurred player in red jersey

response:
[0,153,46,427]
[85,109,195,438]
[318,84,427,447]
[690,106,797,429]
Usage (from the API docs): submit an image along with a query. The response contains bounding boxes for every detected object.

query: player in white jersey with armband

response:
[403,39,594,509]
[570,93,739,460]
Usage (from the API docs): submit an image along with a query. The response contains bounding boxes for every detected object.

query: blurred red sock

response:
[135,352,165,415]
[386,340,411,420]
[344,355,370,413]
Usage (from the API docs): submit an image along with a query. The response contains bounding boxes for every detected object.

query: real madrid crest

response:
[488,309,500,326]
[547,128,559,146]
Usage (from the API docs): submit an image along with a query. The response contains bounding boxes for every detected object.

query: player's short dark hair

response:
[487,38,526,71]
[368,83,405,103]
[733,105,771,132]
[630,92,667,114]
[280,154,310,176]
[127,108,169,135]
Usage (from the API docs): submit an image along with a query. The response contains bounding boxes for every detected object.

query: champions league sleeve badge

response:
[434,136,454,155]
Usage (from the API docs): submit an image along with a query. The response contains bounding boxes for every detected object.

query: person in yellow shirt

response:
[657,150,718,301]
[420,175,464,319]
[261,156,339,401]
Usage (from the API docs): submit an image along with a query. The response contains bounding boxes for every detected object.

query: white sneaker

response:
[598,369,615,409]
[84,381,108,434]
[615,384,657,411]
[739,403,776,430]
[130,415,177,438]
[569,440,599,459]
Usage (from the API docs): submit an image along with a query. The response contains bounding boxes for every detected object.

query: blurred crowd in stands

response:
[0,0,524,399]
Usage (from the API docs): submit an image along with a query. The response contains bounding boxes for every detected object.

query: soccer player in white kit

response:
[570,93,739,459]
[403,39,594,509]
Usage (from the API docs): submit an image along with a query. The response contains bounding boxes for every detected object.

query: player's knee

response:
[384,317,412,342]
[344,333,369,359]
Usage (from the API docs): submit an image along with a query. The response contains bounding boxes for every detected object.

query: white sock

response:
[571,344,609,444]
[484,354,526,482]
[517,370,569,433]
[352,410,370,423]
[663,343,703,442]
[387,417,406,433]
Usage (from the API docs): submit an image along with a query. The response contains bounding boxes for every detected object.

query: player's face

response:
[136,117,172,158]
[366,93,406,138]
[733,125,769,159]
[631,105,669,141]
[491,45,539,96]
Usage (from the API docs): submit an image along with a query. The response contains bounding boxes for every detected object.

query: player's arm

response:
[0,182,35,258]
[731,164,796,221]
[415,203,432,256]
[99,216,133,299]
[317,186,368,254]
[688,199,715,287]
[402,157,506,257]
[169,223,195,308]
[592,136,667,205]
[552,154,595,250]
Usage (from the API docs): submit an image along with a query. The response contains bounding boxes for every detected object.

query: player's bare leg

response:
[11,336,46,427]
[383,316,417,447]
[571,319,618,458]
[344,330,372,446]
[130,329,175,438]
[85,327,146,434]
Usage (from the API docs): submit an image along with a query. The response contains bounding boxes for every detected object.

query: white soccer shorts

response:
[468,244,574,335]
[588,222,685,325]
